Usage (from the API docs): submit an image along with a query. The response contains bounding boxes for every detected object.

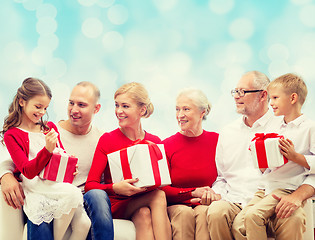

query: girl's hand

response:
[45,129,58,153]
[73,164,79,177]
[112,178,147,196]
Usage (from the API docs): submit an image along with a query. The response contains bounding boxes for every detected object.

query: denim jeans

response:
[27,189,113,240]
[84,189,114,240]
[27,219,54,240]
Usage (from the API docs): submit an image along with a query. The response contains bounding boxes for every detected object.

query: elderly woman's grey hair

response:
[177,88,211,120]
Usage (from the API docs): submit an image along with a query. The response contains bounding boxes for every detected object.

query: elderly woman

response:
[162,88,220,240]
[85,82,171,240]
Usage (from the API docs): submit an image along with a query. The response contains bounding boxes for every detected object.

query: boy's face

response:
[268,86,292,116]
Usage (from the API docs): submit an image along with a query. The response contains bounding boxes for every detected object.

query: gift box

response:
[108,141,171,188]
[39,148,78,183]
[249,133,288,168]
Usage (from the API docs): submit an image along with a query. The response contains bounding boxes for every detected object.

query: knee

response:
[132,207,152,228]
[207,202,227,221]
[84,189,111,210]
[169,205,194,220]
[150,189,167,207]
[244,208,262,225]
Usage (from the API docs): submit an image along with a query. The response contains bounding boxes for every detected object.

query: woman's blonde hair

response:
[1,77,52,139]
[177,88,211,120]
[114,82,154,118]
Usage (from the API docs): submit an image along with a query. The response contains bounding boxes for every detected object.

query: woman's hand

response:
[112,178,147,196]
[45,129,58,153]
[191,187,221,205]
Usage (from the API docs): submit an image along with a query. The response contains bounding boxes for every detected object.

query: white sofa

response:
[0,186,136,240]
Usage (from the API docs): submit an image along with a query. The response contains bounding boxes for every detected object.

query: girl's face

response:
[114,93,145,129]
[19,95,51,125]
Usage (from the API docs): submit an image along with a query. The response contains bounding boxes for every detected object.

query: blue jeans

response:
[27,219,53,240]
[27,189,114,240]
[84,189,114,240]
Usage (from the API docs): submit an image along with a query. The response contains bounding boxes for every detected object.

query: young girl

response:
[1,78,90,240]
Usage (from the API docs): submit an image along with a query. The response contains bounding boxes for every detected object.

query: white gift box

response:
[108,143,171,188]
[249,133,288,168]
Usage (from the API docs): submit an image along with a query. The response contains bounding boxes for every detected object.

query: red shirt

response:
[85,128,161,218]
[161,130,218,206]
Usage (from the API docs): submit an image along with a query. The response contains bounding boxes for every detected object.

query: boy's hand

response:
[45,129,58,153]
[279,138,298,161]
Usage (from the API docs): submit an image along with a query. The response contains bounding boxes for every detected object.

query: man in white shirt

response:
[207,71,315,240]
[0,82,114,240]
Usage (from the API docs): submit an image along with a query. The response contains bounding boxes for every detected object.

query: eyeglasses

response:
[230,89,263,97]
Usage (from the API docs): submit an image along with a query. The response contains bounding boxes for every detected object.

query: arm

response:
[4,130,53,179]
[84,136,145,196]
[279,139,310,169]
[0,173,24,209]
[273,184,314,218]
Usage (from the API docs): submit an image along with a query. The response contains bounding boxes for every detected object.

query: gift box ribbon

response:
[251,133,287,168]
[119,139,163,187]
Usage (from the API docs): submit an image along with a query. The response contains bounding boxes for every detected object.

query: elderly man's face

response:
[67,85,98,129]
[233,74,262,117]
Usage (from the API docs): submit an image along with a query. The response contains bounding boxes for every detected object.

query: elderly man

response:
[207,71,315,240]
[0,82,114,240]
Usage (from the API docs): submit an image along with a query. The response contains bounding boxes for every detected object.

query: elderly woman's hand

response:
[112,178,147,196]
[191,186,212,198]
[200,190,221,205]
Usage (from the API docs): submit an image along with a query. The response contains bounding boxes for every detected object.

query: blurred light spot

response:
[229,18,254,40]
[82,17,103,38]
[51,81,70,121]
[267,44,289,61]
[293,57,315,80]
[4,42,25,63]
[268,61,290,78]
[31,46,53,66]
[291,0,312,5]
[299,5,315,28]
[38,34,59,51]
[45,58,67,78]
[226,41,252,63]
[153,0,178,11]
[78,0,98,7]
[23,0,43,11]
[107,4,128,25]
[14,0,26,2]
[165,52,192,76]
[97,0,115,8]
[209,0,234,14]
[36,3,57,19]
[36,17,57,36]
[102,31,124,52]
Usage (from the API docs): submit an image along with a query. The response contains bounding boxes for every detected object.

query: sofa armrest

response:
[0,186,25,240]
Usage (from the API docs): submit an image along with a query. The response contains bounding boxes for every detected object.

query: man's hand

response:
[0,173,25,209]
[272,193,302,218]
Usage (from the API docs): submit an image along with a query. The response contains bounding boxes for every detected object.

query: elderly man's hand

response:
[0,173,24,209]
[272,193,302,218]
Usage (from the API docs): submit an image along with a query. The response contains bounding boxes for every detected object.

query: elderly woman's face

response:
[176,95,204,133]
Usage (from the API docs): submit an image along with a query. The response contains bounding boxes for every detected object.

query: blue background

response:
[1,0,315,139]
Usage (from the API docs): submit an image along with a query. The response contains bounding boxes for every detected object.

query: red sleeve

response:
[85,135,115,195]
[161,185,195,204]
[4,129,52,179]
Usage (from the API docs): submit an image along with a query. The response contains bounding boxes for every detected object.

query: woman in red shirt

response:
[85,82,171,240]
[162,88,220,240]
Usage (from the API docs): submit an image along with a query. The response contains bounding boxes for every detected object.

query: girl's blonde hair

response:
[1,77,52,139]
[114,82,154,118]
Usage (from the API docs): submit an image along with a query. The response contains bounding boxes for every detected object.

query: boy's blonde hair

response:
[268,73,308,105]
